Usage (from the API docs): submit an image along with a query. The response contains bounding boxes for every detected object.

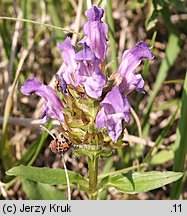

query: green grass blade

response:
[143,33,182,133]
[46,0,65,39]
[0,16,77,34]
[28,121,52,165]
[106,0,118,72]
[0,133,13,171]
[20,0,32,48]
[170,71,187,199]
[0,20,11,59]
[143,107,178,164]
[145,33,181,114]
[142,4,182,133]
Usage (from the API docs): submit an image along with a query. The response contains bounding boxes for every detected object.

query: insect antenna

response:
[40,125,56,140]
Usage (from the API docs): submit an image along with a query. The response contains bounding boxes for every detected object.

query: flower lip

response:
[117,41,154,95]
[131,41,154,60]
[75,44,106,99]
[20,78,63,107]
[96,86,130,142]
[20,77,64,122]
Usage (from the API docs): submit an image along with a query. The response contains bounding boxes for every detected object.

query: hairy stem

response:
[88,154,98,200]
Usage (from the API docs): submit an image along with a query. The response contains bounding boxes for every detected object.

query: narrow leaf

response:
[99,171,183,194]
[22,179,67,200]
[6,165,88,187]
[150,150,174,166]
[170,71,187,199]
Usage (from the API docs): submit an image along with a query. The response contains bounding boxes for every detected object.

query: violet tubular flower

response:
[57,37,81,87]
[20,78,64,123]
[58,37,106,99]
[96,42,154,142]
[80,5,108,61]
[117,41,154,95]
[75,44,106,99]
[96,86,130,143]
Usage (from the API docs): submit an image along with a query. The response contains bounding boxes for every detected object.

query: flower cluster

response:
[21,6,153,147]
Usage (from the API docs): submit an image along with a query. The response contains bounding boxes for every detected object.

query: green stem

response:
[88,154,98,200]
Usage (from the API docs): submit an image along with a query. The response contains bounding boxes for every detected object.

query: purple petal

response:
[100,87,130,118]
[95,107,106,128]
[107,113,124,143]
[57,37,77,72]
[75,45,106,98]
[86,6,104,21]
[96,86,130,142]
[82,6,108,60]
[82,71,106,98]
[20,78,64,122]
[39,102,63,124]
[40,103,51,123]
[57,37,81,86]
[135,74,145,93]
[118,41,154,94]
[75,43,96,62]
[119,71,145,95]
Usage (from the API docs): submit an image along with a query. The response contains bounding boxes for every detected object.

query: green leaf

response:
[150,150,174,166]
[170,71,187,199]
[6,165,88,187]
[22,179,67,200]
[99,171,183,194]
[0,132,13,171]
[152,99,179,112]
[170,0,187,12]
[145,0,164,31]
[145,1,158,31]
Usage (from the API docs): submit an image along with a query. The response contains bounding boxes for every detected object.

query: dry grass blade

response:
[0,16,78,34]
[2,38,35,133]
[33,0,83,119]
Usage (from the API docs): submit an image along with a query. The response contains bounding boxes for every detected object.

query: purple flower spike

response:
[75,44,106,99]
[96,86,130,142]
[118,41,154,95]
[81,6,108,61]
[20,78,64,123]
[57,37,81,86]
